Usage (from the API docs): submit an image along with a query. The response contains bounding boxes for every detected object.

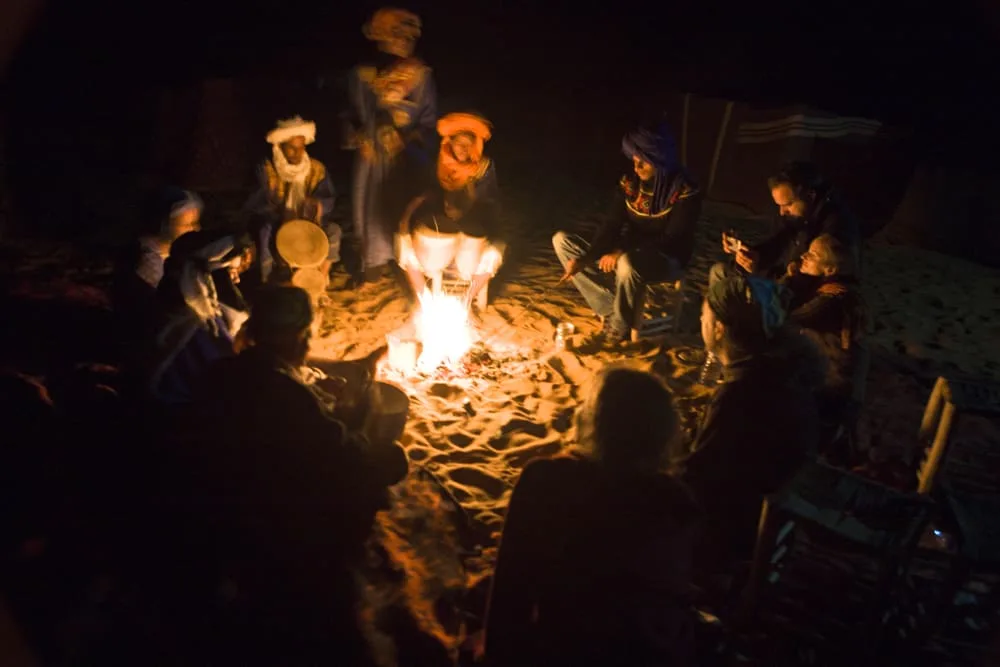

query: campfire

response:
[383,288,476,376]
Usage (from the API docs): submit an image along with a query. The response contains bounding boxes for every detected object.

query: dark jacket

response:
[783,272,870,414]
[485,454,701,667]
[410,171,502,241]
[680,329,824,568]
[753,185,862,278]
[583,175,703,267]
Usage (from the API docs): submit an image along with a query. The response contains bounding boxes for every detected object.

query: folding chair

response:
[737,462,935,661]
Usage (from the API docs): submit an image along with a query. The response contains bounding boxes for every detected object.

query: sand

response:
[3,202,1000,661]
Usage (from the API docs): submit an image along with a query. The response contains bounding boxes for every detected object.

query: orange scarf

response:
[436,113,492,191]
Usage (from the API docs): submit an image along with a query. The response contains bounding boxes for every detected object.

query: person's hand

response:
[560,258,583,283]
[734,246,759,273]
[722,232,740,255]
[818,282,848,297]
[598,251,622,273]
[382,129,405,158]
[359,139,376,162]
[302,197,323,221]
[785,260,799,277]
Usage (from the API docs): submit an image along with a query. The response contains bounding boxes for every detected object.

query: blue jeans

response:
[552,231,682,335]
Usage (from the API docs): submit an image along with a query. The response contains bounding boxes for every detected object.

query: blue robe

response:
[346,57,437,272]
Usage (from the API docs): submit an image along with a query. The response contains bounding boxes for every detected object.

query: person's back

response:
[485,368,700,667]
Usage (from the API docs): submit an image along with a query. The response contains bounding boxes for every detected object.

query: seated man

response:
[244,115,339,283]
[711,160,861,285]
[484,367,700,667]
[397,113,502,308]
[782,233,869,464]
[112,187,202,322]
[677,273,824,574]
[137,230,250,406]
[553,122,702,349]
[168,285,407,664]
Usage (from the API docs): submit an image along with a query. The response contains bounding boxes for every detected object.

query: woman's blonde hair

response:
[575,365,679,471]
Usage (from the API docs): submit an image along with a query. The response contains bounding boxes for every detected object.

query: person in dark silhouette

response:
[553,121,702,350]
[711,161,862,285]
[678,273,824,574]
[483,367,701,667]
[159,285,407,665]
[111,187,202,348]
[781,233,869,464]
[134,230,248,406]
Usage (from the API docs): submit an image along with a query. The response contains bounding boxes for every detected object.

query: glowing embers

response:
[384,289,475,375]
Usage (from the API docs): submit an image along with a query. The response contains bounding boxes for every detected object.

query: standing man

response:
[245,116,338,283]
[712,161,861,285]
[553,122,702,350]
[344,7,437,284]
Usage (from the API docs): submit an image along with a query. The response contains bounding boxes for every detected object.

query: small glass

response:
[554,322,576,351]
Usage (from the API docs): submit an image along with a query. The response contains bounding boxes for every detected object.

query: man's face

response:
[450,134,475,163]
[800,238,834,277]
[380,34,415,58]
[292,327,312,367]
[168,208,201,242]
[700,300,724,356]
[771,184,809,219]
[281,136,307,165]
[633,156,656,182]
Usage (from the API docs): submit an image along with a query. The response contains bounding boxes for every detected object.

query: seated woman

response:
[483,367,701,667]
[138,230,250,406]
[396,112,502,308]
[781,233,869,464]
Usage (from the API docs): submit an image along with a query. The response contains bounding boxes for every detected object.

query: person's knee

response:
[615,252,636,281]
[708,261,729,287]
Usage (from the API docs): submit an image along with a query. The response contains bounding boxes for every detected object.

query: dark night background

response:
[1,0,999,245]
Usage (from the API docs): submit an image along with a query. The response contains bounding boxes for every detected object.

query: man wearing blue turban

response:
[553,121,702,349]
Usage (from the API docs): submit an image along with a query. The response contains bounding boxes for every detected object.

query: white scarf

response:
[177,236,241,336]
[271,144,312,214]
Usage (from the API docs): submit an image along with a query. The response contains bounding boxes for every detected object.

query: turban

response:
[266,115,317,146]
[437,113,493,191]
[247,285,314,342]
[363,8,421,42]
[622,122,679,173]
[707,273,787,346]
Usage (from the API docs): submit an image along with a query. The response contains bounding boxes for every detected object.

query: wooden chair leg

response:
[476,280,489,311]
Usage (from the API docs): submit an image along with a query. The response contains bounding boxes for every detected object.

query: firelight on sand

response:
[386,289,475,374]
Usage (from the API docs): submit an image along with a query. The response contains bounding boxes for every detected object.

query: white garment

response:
[176,236,241,336]
[271,144,312,214]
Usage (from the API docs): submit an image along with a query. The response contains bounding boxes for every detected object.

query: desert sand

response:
[3,201,1000,662]
[299,201,1000,659]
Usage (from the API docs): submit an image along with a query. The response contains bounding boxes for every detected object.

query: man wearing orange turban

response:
[395,112,503,309]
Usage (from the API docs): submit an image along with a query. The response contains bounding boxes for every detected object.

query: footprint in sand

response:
[504,439,564,468]
[489,418,549,446]
[448,466,506,498]
[551,407,574,432]
[447,431,475,448]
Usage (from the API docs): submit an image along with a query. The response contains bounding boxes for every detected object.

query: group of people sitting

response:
[3,7,883,666]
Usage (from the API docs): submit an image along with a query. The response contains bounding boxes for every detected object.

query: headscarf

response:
[247,285,313,345]
[266,116,316,213]
[162,231,243,336]
[621,122,691,218]
[436,113,493,191]
[363,8,422,43]
[707,273,787,348]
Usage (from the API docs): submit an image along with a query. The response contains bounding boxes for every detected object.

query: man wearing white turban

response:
[245,115,339,282]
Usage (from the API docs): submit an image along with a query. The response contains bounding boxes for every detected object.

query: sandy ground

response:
[3,200,1000,661]
[297,201,1000,658]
